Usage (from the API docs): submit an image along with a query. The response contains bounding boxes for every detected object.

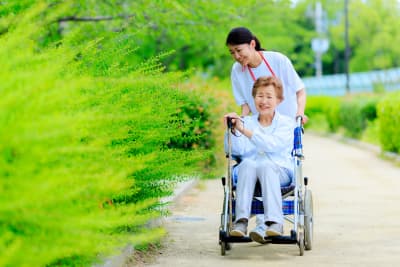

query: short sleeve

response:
[231,65,246,106]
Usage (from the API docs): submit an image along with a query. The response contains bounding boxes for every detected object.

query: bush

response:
[339,100,366,138]
[0,5,214,266]
[377,91,400,153]
[167,94,213,150]
[338,95,379,138]
[306,94,381,141]
[306,96,340,132]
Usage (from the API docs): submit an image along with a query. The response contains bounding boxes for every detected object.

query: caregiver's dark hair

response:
[225,27,265,51]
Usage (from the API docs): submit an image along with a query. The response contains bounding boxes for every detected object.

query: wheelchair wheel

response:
[304,189,313,251]
[298,232,304,256]
[220,241,230,255]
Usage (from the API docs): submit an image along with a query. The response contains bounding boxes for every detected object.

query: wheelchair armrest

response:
[226,154,242,164]
[281,185,295,196]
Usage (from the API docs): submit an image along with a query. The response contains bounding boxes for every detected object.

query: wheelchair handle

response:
[293,116,304,157]
[295,115,303,128]
[226,117,234,129]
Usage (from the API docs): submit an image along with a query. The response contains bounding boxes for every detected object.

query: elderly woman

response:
[224,76,294,238]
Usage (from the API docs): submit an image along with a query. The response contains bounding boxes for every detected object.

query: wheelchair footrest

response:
[232,199,295,215]
[221,235,253,243]
[219,230,252,243]
[219,229,298,244]
[265,235,297,244]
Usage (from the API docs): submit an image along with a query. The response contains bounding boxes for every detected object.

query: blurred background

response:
[1,0,399,266]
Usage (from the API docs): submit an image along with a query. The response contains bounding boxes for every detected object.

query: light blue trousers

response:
[235,157,291,225]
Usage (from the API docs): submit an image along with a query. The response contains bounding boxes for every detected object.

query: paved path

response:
[145,133,400,267]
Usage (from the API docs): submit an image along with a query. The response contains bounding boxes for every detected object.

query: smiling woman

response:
[224,75,295,239]
[225,27,306,121]
[252,76,285,124]
[224,26,307,242]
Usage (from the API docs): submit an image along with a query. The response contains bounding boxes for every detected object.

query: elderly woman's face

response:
[254,85,281,116]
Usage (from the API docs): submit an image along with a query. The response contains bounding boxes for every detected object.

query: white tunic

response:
[231,51,305,118]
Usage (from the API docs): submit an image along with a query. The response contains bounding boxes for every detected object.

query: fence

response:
[303,67,400,96]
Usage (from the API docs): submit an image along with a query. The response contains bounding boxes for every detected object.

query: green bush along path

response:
[0,4,213,266]
[306,93,400,149]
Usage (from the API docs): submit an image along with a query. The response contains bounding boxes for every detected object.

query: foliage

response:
[0,3,213,266]
[360,119,380,145]
[306,96,341,132]
[0,0,316,77]
[167,93,214,150]
[306,90,400,153]
[338,100,367,138]
[306,94,379,138]
[337,95,379,138]
[301,0,400,74]
[3,0,400,77]
[348,0,400,72]
[178,75,236,178]
[377,91,400,153]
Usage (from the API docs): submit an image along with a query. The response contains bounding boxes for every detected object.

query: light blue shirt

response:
[224,112,295,172]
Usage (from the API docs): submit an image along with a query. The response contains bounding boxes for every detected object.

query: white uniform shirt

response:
[224,112,295,172]
[231,51,304,118]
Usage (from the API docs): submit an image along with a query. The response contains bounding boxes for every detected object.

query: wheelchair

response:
[219,116,313,256]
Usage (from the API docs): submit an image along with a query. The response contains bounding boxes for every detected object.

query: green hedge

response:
[0,5,213,266]
[377,91,400,153]
[338,96,379,138]
[306,94,379,138]
[305,96,341,132]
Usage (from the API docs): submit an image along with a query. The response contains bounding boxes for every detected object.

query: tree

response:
[305,0,400,73]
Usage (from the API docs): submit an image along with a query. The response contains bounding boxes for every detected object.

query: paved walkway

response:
[145,133,400,267]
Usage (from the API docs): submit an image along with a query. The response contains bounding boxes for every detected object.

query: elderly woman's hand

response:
[224,112,243,131]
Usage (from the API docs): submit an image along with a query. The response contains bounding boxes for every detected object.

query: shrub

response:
[0,4,214,266]
[377,91,400,153]
[338,95,379,138]
[306,96,340,132]
[306,94,381,141]
[339,100,366,138]
[167,94,213,150]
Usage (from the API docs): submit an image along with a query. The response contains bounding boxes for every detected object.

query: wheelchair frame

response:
[219,116,313,256]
